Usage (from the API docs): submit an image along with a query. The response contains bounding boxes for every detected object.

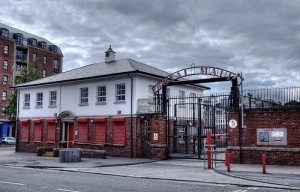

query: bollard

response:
[225,151,229,167]
[227,152,231,172]
[262,154,267,174]
[207,132,212,169]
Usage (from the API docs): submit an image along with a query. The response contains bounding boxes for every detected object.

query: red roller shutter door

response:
[20,120,30,142]
[112,118,126,145]
[46,119,56,142]
[94,118,106,144]
[33,120,42,142]
[76,118,89,142]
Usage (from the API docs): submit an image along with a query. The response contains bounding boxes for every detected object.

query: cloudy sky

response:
[1,0,300,92]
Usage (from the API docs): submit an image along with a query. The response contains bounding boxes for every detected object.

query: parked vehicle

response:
[1,137,16,145]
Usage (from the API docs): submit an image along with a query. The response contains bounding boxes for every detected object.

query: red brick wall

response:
[28,46,62,76]
[0,37,14,120]
[227,112,300,165]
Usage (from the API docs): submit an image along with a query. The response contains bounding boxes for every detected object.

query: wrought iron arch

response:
[153,66,237,93]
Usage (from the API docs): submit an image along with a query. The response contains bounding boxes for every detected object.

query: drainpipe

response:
[128,74,133,158]
[15,90,20,152]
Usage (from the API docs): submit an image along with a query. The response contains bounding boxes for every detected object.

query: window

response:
[80,87,88,104]
[15,34,23,45]
[24,94,30,108]
[42,69,47,77]
[39,41,47,49]
[1,107,5,116]
[1,29,9,38]
[2,91,7,101]
[3,76,8,85]
[28,38,37,46]
[49,91,57,107]
[179,90,185,104]
[49,45,58,53]
[3,60,8,69]
[33,53,37,61]
[97,86,106,103]
[3,45,8,54]
[115,83,125,101]
[43,56,47,64]
[148,85,154,98]
[53,59,59,69]
[36,92,43,107]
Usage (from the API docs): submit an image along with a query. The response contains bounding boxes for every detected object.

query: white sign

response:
[229,119,238,129]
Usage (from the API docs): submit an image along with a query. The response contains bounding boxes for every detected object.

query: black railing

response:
[243,86,300,110]
[16,54,27,61]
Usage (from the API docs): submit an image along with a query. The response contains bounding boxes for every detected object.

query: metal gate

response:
[167,94,229,160]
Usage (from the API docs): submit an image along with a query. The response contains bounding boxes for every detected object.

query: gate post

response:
[230,78,239,111]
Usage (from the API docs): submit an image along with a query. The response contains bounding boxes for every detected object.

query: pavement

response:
[0,146,299,190]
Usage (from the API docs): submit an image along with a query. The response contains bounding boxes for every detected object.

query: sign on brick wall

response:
[256,128,287,145]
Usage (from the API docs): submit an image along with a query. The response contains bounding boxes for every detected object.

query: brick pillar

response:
[149,115,167,160]
[227,113,241,163]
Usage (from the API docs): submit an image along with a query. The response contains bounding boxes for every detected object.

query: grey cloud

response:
[1,0,300,92]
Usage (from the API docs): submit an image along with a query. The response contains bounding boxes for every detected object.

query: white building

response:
[14,47,207,157]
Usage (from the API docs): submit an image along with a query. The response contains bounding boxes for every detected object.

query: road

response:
[0,166,283,192]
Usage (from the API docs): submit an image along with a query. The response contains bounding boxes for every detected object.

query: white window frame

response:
[3,76,8,85]
[42,69,47,77]
[115,83,125,102]
[3,60,8,69]
[33,53,37,61]
[43,56,47,64]
[2,91,7,101]
[49,91,57,107]
[36,92,43,107]
[3,45,8,54]
[97,86,106,103]
[53,59,58,69]
[80,87,88,105]
[24,94,30,108]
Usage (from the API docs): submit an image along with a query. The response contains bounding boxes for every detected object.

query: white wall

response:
[18,74,205,119]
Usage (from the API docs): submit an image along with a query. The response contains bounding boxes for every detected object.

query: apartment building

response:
[0,23,63,138]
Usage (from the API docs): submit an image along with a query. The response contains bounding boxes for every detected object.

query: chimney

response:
[105,45,116,63]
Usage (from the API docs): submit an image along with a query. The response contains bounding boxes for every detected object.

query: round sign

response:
[229,119,238,129]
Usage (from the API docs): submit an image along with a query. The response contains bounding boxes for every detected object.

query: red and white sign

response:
[228,118,238,129]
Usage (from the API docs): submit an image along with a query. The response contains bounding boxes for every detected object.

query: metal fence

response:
[243,86,300,111]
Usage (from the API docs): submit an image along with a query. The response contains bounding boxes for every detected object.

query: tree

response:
[4,61,42,121]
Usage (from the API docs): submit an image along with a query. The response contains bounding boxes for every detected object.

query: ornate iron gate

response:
[167,94,229,160]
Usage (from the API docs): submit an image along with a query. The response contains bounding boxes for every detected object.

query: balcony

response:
[16,54,27,63]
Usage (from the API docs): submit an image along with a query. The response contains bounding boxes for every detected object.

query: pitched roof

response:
[14,58,171,88]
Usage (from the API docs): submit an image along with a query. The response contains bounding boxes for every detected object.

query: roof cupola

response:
[105,45,116,63]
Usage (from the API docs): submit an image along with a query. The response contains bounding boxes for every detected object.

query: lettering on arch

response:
[153,66,236,93]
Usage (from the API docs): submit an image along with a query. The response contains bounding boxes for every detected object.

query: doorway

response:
[60,122,74,148]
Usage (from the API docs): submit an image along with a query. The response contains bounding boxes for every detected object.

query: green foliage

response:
[15,60,42,84]
[5,61,42,122]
